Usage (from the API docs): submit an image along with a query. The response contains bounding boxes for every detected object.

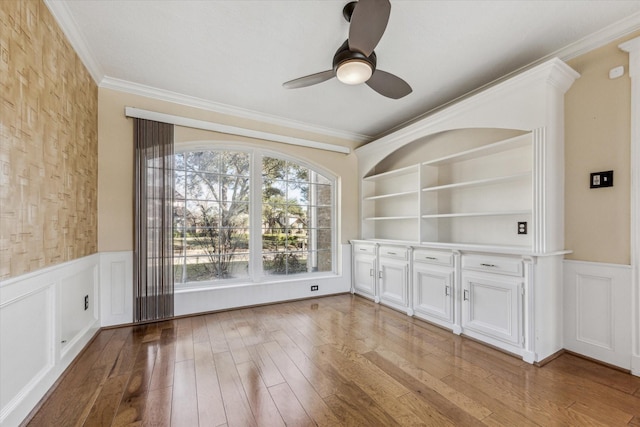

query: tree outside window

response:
[173,149,334,285]
[173,151,250,283]
[262,157,332,275]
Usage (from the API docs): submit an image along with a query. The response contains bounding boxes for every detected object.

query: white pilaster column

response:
[620,36,640,377]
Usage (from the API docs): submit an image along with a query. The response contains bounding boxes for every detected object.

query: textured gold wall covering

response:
[0,0,98,279]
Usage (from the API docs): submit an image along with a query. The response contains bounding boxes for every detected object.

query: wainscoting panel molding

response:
[564,260,632,369]
[0,254,101,427]
[99,251,133,327]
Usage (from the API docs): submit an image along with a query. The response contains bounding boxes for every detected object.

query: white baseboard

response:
[563,260,632,370]
[0,254,101,427]
[633,355,640,376]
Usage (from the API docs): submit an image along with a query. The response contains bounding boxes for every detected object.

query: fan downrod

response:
[342,1,357,22]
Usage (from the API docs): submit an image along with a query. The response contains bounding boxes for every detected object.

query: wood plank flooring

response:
[24,294,640,426]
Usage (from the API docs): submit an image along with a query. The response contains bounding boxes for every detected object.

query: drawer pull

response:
[445,286,451,296]
[387,252,397,255]
[359,248,368,251]
[463,289,470,301]
[480,263,497,268]
[424,256,437,260]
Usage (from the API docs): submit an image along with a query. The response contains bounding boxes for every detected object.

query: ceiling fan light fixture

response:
[336,59,373,85]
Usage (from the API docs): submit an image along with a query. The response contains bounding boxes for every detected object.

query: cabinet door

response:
[379,258,408,307]
[413,264,454,324]
[461,273,523,345]
[353,253,376,297]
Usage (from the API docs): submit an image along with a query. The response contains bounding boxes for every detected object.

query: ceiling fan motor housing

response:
[332,40,377,74]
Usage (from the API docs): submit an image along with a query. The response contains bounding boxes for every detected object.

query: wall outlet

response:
[84,295,89,310]
[517,222,527,235]
[310,285,319,291]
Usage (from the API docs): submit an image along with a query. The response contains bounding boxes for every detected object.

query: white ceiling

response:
[47,0,640,141]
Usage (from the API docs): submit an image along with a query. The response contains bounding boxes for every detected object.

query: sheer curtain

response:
[134,119,174,322]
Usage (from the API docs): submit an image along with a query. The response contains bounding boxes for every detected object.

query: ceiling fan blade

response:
[283,70,335,89]
[366,69,412,99]
[348,0,391,57]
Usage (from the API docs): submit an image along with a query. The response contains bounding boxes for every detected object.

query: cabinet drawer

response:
[413,249,453,266]
[353,243,376,255]
[462,255,523,277]
[378,245,408,260]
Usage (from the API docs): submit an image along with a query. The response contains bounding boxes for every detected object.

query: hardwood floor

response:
[25,294,640,426]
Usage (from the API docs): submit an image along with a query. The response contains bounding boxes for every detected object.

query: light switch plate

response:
[590,170,614,188]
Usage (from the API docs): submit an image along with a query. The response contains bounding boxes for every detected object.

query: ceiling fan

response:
[282,0,412,99]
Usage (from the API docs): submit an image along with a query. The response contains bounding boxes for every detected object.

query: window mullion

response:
[249,151,264,280]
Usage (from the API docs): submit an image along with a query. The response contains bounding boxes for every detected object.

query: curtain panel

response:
[134,119,175,322]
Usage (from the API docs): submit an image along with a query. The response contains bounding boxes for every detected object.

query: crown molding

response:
[553,11,640,62]
[43,0,104,83]
[375,11,640,139]
[100,77,371,145]
[45,0,640,144]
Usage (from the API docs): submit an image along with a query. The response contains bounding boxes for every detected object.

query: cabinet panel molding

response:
[462,273,523,346]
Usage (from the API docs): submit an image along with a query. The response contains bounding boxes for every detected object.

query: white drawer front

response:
[462,255,523,277]
[413,250,453,266]
[353,243,376,255]
[378,245,408,260]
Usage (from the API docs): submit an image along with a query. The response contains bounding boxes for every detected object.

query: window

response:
[261,157,333,275]
[173,147,335,286]
[173,151,250,283]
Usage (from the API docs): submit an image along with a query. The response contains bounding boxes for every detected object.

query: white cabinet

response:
[461,272,523,347]
[378,255,409,311]
[413,264,454,326]
[352,243,377,300]
[351,242,411,311]
[412,249,456,329]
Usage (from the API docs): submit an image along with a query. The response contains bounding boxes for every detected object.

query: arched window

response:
[173,146,335,286]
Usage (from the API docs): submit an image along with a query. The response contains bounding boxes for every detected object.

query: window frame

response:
[173,141,338,289]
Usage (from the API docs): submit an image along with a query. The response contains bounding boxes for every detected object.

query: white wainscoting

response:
[563,260,632,370]
[0,245,351,426]
[97,246,351,320]
[175,244,352,316]
[0,254,101,427]
[99,251,133,327]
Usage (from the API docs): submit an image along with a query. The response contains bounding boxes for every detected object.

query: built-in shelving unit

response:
[352,58,580,364]
[361,131,534,249]
[362,164,421,242]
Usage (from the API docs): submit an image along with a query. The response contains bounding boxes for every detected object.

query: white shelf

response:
[421,172,531,193]
[363,164,419,181]
[364,190,419,200]
[421,133,532,167]
[421,210,531,219]
[364,216,420,221]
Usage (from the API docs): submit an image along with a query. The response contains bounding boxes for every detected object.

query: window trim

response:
[174,141,338,289]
